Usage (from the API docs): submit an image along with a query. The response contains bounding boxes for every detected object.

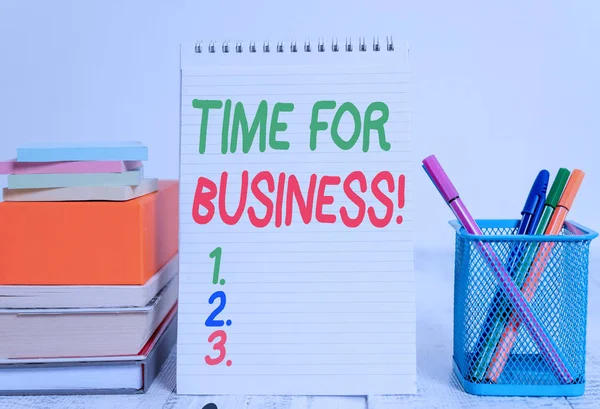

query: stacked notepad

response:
[0,141,158,201]
[0,142,179,395]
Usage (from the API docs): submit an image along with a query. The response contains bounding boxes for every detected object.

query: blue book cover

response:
[16,141,148,162]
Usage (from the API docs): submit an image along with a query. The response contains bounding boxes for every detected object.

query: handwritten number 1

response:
[210,247,223,284]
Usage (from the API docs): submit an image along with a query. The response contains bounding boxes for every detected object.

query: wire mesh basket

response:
[451,219,598,396]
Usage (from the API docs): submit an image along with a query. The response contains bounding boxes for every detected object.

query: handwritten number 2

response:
[205,330,227,365]
[205,291,226,326]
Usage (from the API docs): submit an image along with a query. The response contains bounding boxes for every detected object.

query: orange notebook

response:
[0,180,178,285]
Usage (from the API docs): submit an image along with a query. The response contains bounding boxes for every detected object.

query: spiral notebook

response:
[177,35,414,396]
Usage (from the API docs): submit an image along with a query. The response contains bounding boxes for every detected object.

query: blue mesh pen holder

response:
[451,219,598,397]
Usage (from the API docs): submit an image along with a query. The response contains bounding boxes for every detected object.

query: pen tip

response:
[558,169,585,209]
[422,154,436,164]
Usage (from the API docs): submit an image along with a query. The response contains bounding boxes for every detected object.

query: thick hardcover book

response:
[0,306,177,395]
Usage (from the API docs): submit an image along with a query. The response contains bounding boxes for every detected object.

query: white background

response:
[0,0,598,251]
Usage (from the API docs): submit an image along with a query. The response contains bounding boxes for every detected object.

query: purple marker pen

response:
[422,155,482,235]
[422,154,572,384]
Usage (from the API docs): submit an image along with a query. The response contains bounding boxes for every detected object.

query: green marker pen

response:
[532,168,572,235]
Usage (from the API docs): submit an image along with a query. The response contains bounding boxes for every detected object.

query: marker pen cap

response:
[558,169,584,210]
[546,168,571,208]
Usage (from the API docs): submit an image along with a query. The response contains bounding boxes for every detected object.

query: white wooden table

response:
[2,248,598,409]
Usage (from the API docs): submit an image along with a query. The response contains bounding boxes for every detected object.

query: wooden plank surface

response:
[1,250,598,409]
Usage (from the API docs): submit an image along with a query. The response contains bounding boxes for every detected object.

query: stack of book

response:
[0,141,179,395]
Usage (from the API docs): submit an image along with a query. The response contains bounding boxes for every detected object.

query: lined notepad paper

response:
[177,37,415,396]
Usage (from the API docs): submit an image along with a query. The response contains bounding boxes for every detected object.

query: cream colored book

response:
[0,276,178,359]
[0,254,178,309]
[2,178,158,201]
[0,308,177,395]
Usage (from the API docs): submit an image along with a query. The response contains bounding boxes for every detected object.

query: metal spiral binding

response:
[304,38,311,52]
[193,36,394,54]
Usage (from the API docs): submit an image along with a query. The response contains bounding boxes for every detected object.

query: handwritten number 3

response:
[205,330,227,365]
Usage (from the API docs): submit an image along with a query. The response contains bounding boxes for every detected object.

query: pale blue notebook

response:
[16,142,148,162]
[7,170,143,189]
